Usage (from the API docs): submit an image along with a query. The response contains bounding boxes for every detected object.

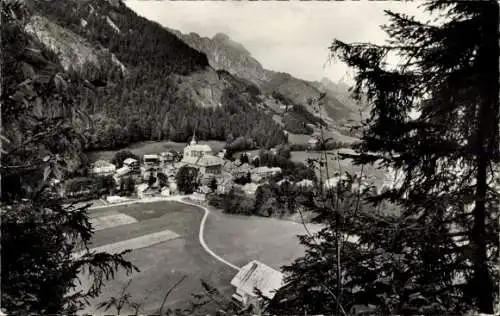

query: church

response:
[180,134,224,179]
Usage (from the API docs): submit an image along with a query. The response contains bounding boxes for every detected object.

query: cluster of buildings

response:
[87,134,289,201]
[88,133,405,203]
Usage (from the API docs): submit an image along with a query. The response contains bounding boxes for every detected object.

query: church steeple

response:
[190,130,197,146]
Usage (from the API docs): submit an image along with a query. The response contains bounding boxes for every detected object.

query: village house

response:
[135,183,157,199]
[123,157,140,172]
[143,154,160,170]
[233,163,252,179]
[159,150,177,166]
[306,123,316,130]
[114,165,141,188]
[113,165,131,187]
[141,154,160,180]
[89,160,116,177]
[160,186,170,196]
[251,166,282,182]
[230,260,285,313]
[168,181,178,195]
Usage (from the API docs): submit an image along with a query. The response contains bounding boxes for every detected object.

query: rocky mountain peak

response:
[213,32,230,42]
[173,29,270,86]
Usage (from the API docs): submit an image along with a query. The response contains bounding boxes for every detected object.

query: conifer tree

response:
[269,1,499,314]
[1,3,138,313]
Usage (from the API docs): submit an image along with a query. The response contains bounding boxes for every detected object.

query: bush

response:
[157,172,168,187]
[207,193,224,209]
[276,144,291,159]
[290,104,327,127]
[208,177,218,192]
[94,175,116,194]
[227,136,256,152]
[222,187,254,215]
[176,166,199,194]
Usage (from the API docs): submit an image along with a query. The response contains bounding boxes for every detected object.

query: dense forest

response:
[24,0,287,153]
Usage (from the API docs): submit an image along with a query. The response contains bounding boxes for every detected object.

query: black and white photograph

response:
[1,0,499,315]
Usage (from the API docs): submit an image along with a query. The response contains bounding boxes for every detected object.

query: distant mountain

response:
[171,30,363,129]
[167,29,273,87]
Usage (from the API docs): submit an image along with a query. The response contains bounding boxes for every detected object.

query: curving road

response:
[170,197,241,271]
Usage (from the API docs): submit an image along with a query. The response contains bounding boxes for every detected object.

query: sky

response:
[125,1,429,84]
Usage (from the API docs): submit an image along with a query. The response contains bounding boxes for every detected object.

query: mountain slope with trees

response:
[24,0,287,152]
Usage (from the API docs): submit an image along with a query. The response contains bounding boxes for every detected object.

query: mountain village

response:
[4,0,498,315]
[69,133,399,206]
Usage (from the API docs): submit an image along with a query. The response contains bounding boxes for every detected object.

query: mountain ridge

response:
[169,29,362,128]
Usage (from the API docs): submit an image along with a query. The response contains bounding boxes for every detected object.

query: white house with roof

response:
[251,166,282,178]
[141,154,161,180]
[230,260,285,312]
[143,154,160,169]
[113,166,131,187]
[89,160,116,176]
[123,157,139,172]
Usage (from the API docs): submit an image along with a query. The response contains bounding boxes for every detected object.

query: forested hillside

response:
[24,0,286,152]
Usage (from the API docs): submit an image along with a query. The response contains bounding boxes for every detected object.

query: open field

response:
[79,201,234,315]
[79,200,317,315]
[203,207,322,271]
[87,140,226,162]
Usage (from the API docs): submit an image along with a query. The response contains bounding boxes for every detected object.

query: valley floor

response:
[77,199,319,315]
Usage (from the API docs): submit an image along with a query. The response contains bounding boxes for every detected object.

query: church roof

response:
[197,155,224,167]
[184,144,213,153]
[181,155,223,167]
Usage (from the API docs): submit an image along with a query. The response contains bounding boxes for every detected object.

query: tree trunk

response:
[471,2,498,312]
